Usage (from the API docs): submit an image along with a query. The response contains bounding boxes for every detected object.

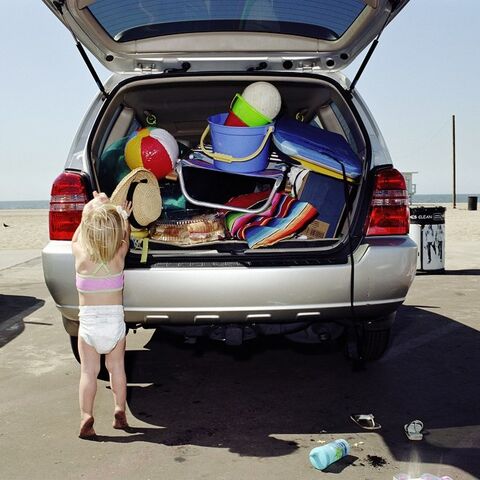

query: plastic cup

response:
[230,93,272,126]
[224,110,248,126]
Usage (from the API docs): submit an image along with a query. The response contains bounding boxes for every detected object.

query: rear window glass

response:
[87,0,366,42]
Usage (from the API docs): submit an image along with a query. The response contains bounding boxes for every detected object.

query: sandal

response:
[350,413,382,430]
[404,419,424,440]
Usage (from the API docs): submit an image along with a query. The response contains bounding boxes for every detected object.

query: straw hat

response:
[110,167,162,228]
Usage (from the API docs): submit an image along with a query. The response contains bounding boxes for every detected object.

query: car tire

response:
[345,312,395,361]
[69,335,81,364]
[62,315,79,337]
[69,335,109,381]
[359,327,391,361]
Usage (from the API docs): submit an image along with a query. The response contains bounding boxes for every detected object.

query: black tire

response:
[359,328,391,361]
[345,314,394,362]
[69,335,81,364]
[69,335,109,380]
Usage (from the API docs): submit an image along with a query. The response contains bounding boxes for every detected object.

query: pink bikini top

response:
[75,263,124,294]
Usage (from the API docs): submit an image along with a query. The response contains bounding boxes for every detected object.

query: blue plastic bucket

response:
[207,113,273,173]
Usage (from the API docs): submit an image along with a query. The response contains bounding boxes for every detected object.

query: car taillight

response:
[49,172,88,240]
[365,168,410,236]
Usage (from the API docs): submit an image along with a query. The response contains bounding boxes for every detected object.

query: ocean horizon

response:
[0,194,479,210]
[0,200,49,209]
[411,193,480,204]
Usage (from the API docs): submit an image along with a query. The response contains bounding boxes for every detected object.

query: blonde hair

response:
[80,203,124,264]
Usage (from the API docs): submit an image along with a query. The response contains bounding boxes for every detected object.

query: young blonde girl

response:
[72,191,132,439]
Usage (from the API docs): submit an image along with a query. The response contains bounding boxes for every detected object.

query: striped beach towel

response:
[225,193,318,248]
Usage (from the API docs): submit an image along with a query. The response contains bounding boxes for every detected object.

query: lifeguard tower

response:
[401,171,417,204]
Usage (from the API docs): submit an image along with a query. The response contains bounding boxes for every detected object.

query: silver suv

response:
[42,0,416,362]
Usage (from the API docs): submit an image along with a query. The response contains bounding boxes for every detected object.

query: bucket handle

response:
[200,124,274,163]
[229,93,241,111]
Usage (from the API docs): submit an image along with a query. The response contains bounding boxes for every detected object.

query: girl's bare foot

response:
[79,416,96,439]
[113,410,129,429]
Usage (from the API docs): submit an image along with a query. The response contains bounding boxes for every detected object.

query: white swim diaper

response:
[78,305,126,354]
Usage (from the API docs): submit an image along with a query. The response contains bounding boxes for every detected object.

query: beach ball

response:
[242,82,281,121]
[124,128,179,179]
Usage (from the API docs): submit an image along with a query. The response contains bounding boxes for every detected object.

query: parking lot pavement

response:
[1,257,479,480]
[0,249,42,271]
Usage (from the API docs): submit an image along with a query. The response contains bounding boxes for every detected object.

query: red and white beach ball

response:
[124,128,179,179]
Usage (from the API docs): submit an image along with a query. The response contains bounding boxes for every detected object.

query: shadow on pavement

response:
[0,294,45,347]
[113,305,479,477]
[442,269,480,276]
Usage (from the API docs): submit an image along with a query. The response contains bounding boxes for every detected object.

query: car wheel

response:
[62,315,79,337]
[345,313,395,362]
[359,327,391,361]
[69,335,109,381]
[69,335,81,364]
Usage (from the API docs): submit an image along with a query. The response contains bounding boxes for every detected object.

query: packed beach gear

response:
[97,81,362,255]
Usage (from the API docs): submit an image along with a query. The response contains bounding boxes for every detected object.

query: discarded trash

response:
[393,474,454,480]
[350,413,382,430]
[404,419,424,440]
[352,441,365,448]
[367,454,387,468]
[309,439,350,470]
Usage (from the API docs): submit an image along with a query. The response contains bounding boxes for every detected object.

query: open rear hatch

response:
[42,0,410,263]
[43,0,409,77]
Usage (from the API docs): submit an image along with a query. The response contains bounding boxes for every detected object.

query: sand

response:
[0,209,49,250]
[437,203,480,242]
[422,203,480,270]
[0,204,478,266]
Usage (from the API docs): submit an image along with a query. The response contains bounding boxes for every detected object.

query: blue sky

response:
[1,0,479,201]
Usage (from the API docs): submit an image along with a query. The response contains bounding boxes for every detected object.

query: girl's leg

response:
[78,336,101,437]
[105,336,128,428]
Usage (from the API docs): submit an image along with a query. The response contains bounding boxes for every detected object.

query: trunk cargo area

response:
[91,74,368,261]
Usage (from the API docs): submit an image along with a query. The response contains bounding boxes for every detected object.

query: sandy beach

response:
[1,204,479,246]
[0,209,49,250]
[0,204,479,270]
[1,204,479,256]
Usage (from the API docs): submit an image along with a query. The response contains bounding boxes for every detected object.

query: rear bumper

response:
[42,236,416,330]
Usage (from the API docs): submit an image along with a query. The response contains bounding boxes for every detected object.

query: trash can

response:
[409,206,445,272]
[468,196,478,211]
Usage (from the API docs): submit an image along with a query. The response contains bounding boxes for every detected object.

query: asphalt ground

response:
[0,249,479,480]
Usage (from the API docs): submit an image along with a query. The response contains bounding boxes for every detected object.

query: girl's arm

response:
[72,224,82,244]
[120,223,131,256]
[71,224,82,262]
[118,200,132,256]
[74,192,109,246]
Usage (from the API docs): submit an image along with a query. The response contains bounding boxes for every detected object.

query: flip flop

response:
[350,413,382,430]
[404,419,424,440]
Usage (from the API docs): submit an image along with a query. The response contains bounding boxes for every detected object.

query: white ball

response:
[242,81,282,120]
